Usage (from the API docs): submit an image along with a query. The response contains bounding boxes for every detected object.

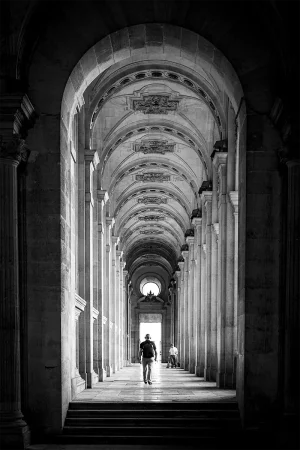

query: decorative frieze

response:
[138,196,168,205]
[134,139,175,154]
[132,95,179,114]
[136,172,170,182]
[140,230,164,235]
[138,215,165,221]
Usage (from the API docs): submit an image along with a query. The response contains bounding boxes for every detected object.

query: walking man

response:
[139,334,157,385]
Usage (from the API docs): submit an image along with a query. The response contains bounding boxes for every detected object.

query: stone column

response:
[74,294,87,393]
[111,236,119,373]
[175,271,181,351]
[213,152,231,387]
[186,236,195,374]
[116,249,123,371]
[229,191,239,385]
[105,217,114,376]
[177,262,185,367]
[0,136,31,448]
[120,261,126,367]
[84,150,99,388]
[123,270,129,364]
[182,250,190,370]
[201,191,213,381]
[283,160,300,427]
[97,190,109,381]
[192,217,203,376]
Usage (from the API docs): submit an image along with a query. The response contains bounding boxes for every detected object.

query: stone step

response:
[59,433,247,448]
[67,408,239,418]
[69,401,238,410]
[63,425,239,436]
[64,417,241,428]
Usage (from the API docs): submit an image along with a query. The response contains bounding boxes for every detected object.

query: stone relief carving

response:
[0,134,28,162]
[139,313,162,323]
[138,215,165,221]
[132,95,179,114]
[134,140,175,154]
[138,196,168,205]
[136,172,170,182]
[140,230,164,235]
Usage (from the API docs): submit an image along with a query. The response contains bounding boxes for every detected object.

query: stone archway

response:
[58,23,245,418]
[8,5,286,440]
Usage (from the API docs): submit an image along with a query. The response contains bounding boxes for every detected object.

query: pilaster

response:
[192,217,204,377]
[201,190,213,381]
[186,236,196,374]
[0,138,31,449]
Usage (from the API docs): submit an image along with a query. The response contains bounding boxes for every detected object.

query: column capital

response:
[92,307,99,320]
[175,270,181,278]
[212,151,228,170]
[106,217,115,228]
[186,236,195,245]
[116,249,123,258]
[0,93,36,138]
[192,217,202,227]
[286,159,300,169]
[84,149,99,170]
[182,250,189,258]
[97,189,109,203]
[201,190,213,205]
[228,191,239,213]
[0,134,28,165]
[212,222,220,236]
[112,236,120,246]
[178,261,185,270]
[123,269,128,276]
[121,261,126,269]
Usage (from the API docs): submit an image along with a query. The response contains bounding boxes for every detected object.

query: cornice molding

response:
[75,293,86,312]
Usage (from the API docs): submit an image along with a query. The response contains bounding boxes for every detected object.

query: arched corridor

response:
[0,2,299,449]
[62,25,242,397]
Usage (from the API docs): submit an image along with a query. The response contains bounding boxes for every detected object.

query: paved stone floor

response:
[72,363,236,403]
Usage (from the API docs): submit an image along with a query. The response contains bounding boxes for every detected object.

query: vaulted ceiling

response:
[85,55,224,279]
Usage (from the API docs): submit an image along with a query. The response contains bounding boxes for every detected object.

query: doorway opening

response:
[140,322,162,362]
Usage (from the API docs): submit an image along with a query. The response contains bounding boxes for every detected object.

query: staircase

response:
[60,401,246,447]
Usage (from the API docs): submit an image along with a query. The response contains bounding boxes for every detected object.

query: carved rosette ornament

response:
[0,134,28,164]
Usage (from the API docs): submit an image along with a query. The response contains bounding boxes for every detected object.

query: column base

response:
[71,372,86,396]
[98,368,107,382]
[204,367,216,381]
[0,421,30,449]
[195,365,204,377]
[189,360,195,374]
[216,371,236,388]
[106,365,113,377]
[87,370,99,388]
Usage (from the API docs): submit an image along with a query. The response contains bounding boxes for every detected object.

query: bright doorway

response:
[140,322,162,362]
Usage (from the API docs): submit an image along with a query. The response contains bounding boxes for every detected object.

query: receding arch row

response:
[116,205,187,239]
[114,186,191,217]
[63,24,243,137]
[89,66,224,134]
[99,119,212,177]
[106,159,201,200]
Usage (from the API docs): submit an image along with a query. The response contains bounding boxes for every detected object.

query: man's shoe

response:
[148,381,152,385]
[144,381,147,384]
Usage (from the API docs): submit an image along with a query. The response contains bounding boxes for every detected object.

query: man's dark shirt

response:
[140,339,157,358]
